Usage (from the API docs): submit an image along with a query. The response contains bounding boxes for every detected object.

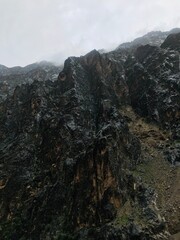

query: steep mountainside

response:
[0,32,179,240]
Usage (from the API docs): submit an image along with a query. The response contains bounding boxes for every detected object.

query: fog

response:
[0,0,180,67]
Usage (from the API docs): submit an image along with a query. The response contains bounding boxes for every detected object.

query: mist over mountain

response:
[1,0,180,67]
[117,28,180,49]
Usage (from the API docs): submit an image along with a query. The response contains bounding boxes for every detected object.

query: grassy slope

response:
[120,106,180,236]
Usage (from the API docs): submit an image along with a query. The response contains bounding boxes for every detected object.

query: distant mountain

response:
[0,61,63,101]
[116,28,180,50]
[0,61,62,77]
[0,64,9,76]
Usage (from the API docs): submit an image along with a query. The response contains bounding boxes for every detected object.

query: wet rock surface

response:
[0,32,180,239]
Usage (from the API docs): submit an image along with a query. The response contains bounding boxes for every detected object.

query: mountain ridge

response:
[0,61,62,77]
[116,28,180,50]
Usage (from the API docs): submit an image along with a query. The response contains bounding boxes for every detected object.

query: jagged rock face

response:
[125,40,180,140]
[56,51,141,228]
[124,36,180,169]
[0,33,180,239]
[0,51,143,239]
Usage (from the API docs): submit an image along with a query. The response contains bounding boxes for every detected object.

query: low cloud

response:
[0,0,180,66]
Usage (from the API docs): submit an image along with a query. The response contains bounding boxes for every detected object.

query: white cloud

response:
[0,0,180,67]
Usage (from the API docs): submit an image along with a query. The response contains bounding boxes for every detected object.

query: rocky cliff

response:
[0,32,180,240]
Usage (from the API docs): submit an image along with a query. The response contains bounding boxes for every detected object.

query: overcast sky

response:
[0,0,180,67]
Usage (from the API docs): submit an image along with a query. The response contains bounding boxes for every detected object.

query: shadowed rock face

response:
[161,32,180,52]
[0,33,180,240]
[125,37,180,139]
[0,51,141,238]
